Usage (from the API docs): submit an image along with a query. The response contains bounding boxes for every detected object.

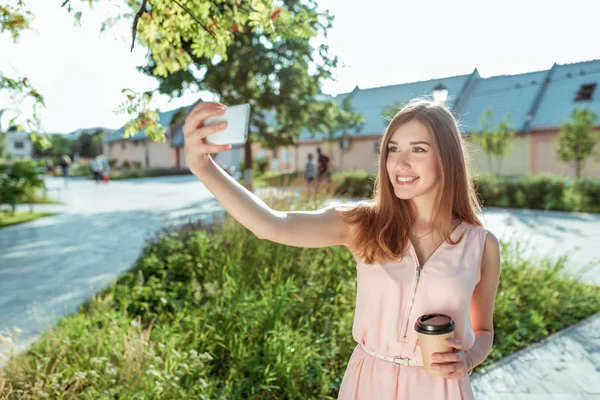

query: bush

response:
[69,163,92,178]
[261,171,299,187]
[332,170,375,198]
[109,168,192,180]
[0,160,45,213]
[239,156,270,177]
[567,179,600,213]
[324,172,600,213]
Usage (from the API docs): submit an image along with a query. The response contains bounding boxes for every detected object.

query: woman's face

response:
[385,119,440,201]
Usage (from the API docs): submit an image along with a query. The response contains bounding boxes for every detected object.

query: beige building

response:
[4,130,34,159]
[104,59,600,179]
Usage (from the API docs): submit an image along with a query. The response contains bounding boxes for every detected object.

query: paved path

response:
[0,175,225,351]
[471,312,600,399]
[0,177,599,398]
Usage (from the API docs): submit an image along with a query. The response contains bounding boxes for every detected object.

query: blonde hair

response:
[340,98,482,265]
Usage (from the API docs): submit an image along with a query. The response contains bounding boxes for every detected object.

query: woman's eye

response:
[413,147,426,153]
[388,146,398,153]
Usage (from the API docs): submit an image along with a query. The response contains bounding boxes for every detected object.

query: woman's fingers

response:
[189,101,227,119]
[184,106,226,136]
[185,122,228,144]
[444,339,463,350]
[187,142,232,154]
[431,351,461,363]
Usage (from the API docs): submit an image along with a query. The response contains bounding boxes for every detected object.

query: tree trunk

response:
[496,157,503,178]
[487,156,494,176]
[243,131,253,191]
[575,160,581,179]
[145,139,150,168]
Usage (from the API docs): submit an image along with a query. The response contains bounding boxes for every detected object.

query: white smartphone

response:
[204,103,250,145]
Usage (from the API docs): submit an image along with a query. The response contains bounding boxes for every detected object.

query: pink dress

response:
[338,222,488,400]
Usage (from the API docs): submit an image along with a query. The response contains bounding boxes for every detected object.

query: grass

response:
[0,211,56,229]
[108,168,192,181]
[15,196,61,205]
[0,192,598,399]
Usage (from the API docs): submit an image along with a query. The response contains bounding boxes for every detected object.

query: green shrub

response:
[69,163,92,178]
[109,168,191,180]
[261,171,299,187]
[326,172,600,213]
[0,161,45,213]
[568,179,600,213]
[240,156,270,177]
[332,170,375,198]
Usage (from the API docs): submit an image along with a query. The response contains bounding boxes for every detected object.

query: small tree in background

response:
[0,132,6,159]
[381,100,407,121]
[557,108,599,179]
[472,109,516,177]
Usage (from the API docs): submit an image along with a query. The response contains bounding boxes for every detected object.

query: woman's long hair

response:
[340,98,483,265]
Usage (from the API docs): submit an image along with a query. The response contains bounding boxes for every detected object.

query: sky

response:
[1,0,599,134]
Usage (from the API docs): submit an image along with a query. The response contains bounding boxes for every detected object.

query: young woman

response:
[183,98,501,400]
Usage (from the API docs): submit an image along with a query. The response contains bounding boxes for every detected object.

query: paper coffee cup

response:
[414,314,456,377]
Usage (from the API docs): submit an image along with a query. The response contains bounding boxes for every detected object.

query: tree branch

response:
[130,0,148,52]
[130,0,216,52]
[172,0,217,39]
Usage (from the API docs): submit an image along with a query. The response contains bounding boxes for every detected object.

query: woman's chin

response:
[393,188,417,200]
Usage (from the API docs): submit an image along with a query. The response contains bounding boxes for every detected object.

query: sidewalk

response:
[471,312,600,399]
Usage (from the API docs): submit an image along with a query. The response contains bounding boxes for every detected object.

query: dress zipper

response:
[402,263,423,339]
[401,222,462,340]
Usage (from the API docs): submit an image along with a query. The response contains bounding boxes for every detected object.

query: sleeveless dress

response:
[338,221,488,400]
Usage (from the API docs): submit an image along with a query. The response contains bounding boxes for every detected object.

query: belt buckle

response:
[392,356,410,367]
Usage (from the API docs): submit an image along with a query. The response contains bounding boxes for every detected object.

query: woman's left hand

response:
[430,338,472,379]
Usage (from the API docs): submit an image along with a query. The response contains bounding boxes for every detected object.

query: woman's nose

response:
[396,152,411,168]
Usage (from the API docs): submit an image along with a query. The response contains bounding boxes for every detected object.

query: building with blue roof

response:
[103,59,600,178]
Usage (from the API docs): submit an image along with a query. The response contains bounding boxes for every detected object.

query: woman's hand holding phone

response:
[183,101,232,176]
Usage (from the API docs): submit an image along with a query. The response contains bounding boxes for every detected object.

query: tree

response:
[134,0,359,188]
[0,132,5,159]
[557,108,599,178]
[471,109,516,177]
[32,134,75,158]
[381,100,407,121]
[0,0,316,166]
[2,1,361,190]
[77,133,101,158]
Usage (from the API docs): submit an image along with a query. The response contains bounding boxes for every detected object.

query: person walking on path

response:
[304,153,316,195]
[316,147,331,189]
[89,156,103,184]
[182,99,501,399]
[59,154,71,185]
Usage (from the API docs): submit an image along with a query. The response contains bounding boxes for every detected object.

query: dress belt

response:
[360,344,424,367]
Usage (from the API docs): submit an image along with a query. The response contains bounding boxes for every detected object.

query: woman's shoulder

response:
[461,221,499,251]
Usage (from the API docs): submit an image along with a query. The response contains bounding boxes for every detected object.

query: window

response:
[575,84,596,102]
[374,140,381,154]
[282,147,292,163]
[272,149,278,160]
[14,141,24,149]
[432,84,448,103]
